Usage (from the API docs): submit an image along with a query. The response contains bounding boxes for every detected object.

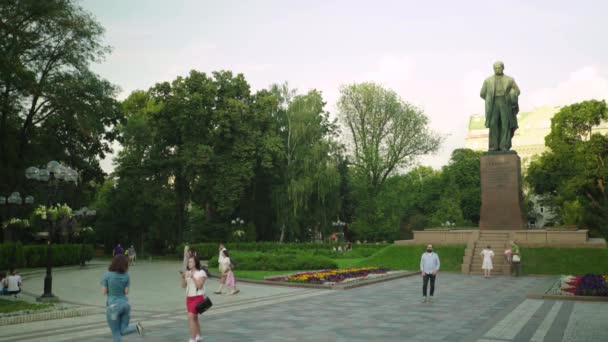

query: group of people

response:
[0,269,22,297]
[113,243,137,265]
[480,240,522,278]
[420,241,523,304]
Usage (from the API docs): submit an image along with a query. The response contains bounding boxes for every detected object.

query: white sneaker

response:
[136,322,144,336]
[422,297,427,303]
[428,297,433,303]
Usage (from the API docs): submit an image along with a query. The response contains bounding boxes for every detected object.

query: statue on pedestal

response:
[480,61,521,152]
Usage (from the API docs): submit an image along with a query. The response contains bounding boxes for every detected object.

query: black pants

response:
[512,262,521,277]
[422,274,436,296]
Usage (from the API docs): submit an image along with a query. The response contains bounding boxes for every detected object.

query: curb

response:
[0,307,95,326]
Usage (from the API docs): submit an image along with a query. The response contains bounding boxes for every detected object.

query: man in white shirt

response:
[420,244,440,303]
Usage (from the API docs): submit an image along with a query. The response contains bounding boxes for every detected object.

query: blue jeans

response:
[106,300,136,342]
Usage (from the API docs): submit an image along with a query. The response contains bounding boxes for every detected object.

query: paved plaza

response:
[3,262,607,341]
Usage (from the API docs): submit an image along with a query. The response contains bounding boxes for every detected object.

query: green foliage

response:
[337,82,442,192]
[0,243,93,269]
[522,247,608,275]
[350,149,481,241]
[0,299,53,313]
[179,242,385,261]
[356,245,466,271]
[526,100,608,236]
[0,0,121,192]
[208,251,337,271]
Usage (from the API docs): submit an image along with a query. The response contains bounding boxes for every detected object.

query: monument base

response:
[479,153,526,230]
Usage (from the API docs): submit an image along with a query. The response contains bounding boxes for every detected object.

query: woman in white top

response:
[214,243,227,294]
[481,245,495,278]
[180,256,207,342]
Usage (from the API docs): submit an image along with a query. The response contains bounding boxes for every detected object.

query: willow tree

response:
[271,84,342,242]
[337,82,441,194]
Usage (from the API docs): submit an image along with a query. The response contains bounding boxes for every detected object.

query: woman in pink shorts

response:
[180,255,207,342]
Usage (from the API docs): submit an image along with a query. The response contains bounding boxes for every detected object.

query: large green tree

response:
[270,84,342,242]
[0,0,120,192]
[526,100,608,236]
[337,82,441,193]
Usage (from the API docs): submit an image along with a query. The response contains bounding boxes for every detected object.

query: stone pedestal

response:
[479,153,526,230]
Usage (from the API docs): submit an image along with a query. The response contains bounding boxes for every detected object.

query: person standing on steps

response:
[481,245,495,278]
[420,244,440,303]
[510,241,522,277]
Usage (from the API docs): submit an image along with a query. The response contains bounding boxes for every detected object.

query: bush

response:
[207,251,338,271]
[356,245,466,271]
[177,242,386,260]
[0,243,94,269]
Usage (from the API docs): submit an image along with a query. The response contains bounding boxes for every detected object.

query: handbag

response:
[512,254,521,262]
[195,295,213,314]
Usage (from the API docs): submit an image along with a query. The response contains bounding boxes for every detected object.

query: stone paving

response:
[4,262,608,341]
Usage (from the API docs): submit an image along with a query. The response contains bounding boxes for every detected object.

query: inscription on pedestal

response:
[479,154,525,230]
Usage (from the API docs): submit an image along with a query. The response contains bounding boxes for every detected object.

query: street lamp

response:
[74,207,96,267]
[25,161,78,302]
[231,217,244,226]
[332,219,346,242]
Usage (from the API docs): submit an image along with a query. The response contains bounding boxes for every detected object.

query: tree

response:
[0,0,120,191]
[337,82,441,193]
[526,100,608,236]
[270,84,342,242]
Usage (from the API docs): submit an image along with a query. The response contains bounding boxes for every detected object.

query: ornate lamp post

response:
[74,207,96,267]
[332,219,346,242]
[231,217,245,241]
[26,161,78,302]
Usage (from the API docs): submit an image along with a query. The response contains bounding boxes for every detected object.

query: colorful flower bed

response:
[558,274,608,296]
[265,267,390,284]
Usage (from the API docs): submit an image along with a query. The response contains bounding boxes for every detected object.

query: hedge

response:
[179,242,387,260]
[207,251,338,271]
[357,245,467,271]
[0,243,94,270]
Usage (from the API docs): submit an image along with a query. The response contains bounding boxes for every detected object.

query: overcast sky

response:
[81,0,608,173]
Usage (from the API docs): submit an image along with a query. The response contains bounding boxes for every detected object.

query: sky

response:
[80,0,608,173]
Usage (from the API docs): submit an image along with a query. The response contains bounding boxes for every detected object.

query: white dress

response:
[481,249,495,270]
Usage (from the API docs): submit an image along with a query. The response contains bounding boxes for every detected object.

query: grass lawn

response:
[0,298,53,313]
[335,258,366,269]
[522,247,608,275]
[356,245,466,271]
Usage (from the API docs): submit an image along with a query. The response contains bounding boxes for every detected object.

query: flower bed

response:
[557,274,608,297]
[265,267,390,285]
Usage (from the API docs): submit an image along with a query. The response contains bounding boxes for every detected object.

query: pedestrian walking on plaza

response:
[127,245,136,265]
[180,255,207,342]
[510,241,522,277]
[113,243,124,256]
[100,255,144,341]
[420,244,440,303]
[214,243,227,294]
[481,245,495,278]
[221,250,240,295]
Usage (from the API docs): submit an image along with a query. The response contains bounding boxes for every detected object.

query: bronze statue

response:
[480,61,521,151]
